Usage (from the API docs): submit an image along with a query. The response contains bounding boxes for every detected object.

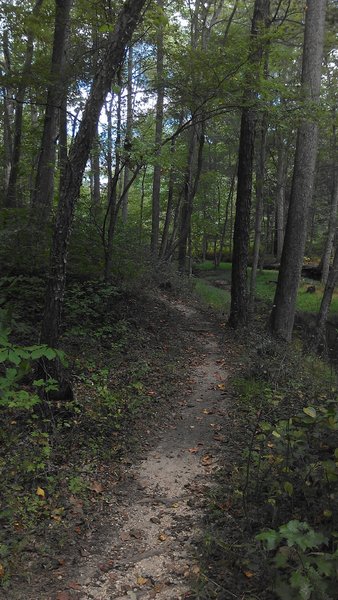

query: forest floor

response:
[3,277,337,599]
[1,288,246,600]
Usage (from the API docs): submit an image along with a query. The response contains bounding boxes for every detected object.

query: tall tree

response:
[229,0,270,327]
[150,0,165,256]
[31,0,72,223]
[122,45,134,224]
[321,114,337,285]
[40,0,147,353]
[4,0,44,208]
[270,0,327,341]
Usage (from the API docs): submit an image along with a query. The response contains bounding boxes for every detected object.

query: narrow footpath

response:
[74,299,234,600]
[12,296,237,600]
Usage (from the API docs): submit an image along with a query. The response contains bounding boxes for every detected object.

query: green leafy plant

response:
[257,520,338,599]
[0,324,66,410]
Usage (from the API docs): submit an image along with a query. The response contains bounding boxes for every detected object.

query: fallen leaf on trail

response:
[89,481,103,494]
[137,576,148,586]
[171,502,179,508]
[201,455,213,466]
[243,570,255,578]
[158,532,167,541]
[188,447,199,453]
[217,383,226,390]
[68,581,82,590]
[36,486,45,498]
[202,409,213,415]
[0,563,4,578]
[213,433,226,442]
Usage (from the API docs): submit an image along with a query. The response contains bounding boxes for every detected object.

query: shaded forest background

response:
[1,1,338,598]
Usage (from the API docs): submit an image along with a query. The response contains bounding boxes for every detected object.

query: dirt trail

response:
[65,299,232,600]
[11,298,235,600]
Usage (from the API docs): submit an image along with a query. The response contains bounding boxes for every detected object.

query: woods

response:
[1,0,336,345]
[1,0,338,598]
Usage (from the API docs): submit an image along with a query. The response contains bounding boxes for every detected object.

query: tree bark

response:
[317,237,338,333]
[229,0,270,327]
[40,0,147,350]
[150,0,165,256]
[159,136,176,259]
[215,162,237,267]
[178,120,205,272]
[122,45,133,224]
[90,130,101,209]
[321,119,337,286]
[249,112,268,309]
[275,132,287,261]
[5,0,44,208]
[270,0,327,341]
[31,0,72,223]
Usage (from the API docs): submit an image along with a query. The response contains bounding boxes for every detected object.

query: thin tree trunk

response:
[317,238,338,332]
[5,0,44,208]
[139,166,147,244]
[104,86,122,282]
[90,130,101,209]
[270,0,327,341]
[159,136,176,259]
[229,0,270,327]
[1,30,13,196]
[31,0,71,222]
[40,0,147,353]
[275,133,287,261]
[122,45,133,224]
[250,113,268,309]
[216,162,237,267]
[178,120,205,272]
[150,0,165,256]
[321,119,337,285]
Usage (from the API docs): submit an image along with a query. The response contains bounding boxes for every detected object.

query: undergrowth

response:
[199,328,338,600]
[0,267,187,587]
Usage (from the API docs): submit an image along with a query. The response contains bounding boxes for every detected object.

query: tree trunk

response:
[229,0,270,327]
[104,85,122,282]
[317,238,338,333]
[159,136,176,259]
[150,0,165,256]
[270,0,326,341]
[321,120,337,286]
[5,0,44,208]
[249,112,268,309]
[178,120,205,272]
[1,31,13,197]
[275,133,287,261]
[215,162,237,267]
[122,45,133,224]
[40,0,147,351]
[31,0,71,222]
[90,130,101,209]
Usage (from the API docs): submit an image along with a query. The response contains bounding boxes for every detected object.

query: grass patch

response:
[194,260,338,317]
[193,278,230,313]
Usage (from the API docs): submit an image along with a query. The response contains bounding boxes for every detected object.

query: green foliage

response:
[0,321,65,410]
[193,278,230,313]
[257,521,338,599]
[195,261,338,316]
